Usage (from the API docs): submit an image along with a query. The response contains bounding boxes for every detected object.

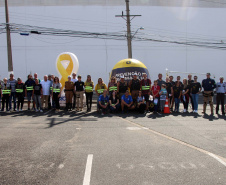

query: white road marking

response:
[58,164,64,169]
[126,127,142,130]
[208,153,226,167]
[83,154,93,185]
[120,117,226,167]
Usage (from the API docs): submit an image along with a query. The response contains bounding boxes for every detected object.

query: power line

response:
[1,23,226,50]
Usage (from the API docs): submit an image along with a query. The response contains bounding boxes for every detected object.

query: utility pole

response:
[5,0,13,74]
[116,0,141,59]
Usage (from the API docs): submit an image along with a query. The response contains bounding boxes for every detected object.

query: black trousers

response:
[85,92,93,109]
[73,91,76,109]
[216,93,225,114]
[1,94,9,111]
[53,93,60,109]
[17,93,24,109]
[137,103,146,113]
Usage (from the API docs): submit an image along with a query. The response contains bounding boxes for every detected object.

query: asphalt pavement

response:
[0,106,225,185]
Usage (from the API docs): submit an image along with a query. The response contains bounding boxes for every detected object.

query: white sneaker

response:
[40,110,43,112]
[195,110,198,113]
[183,109,187,113]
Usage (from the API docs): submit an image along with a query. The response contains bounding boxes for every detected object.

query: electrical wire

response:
[1,23,226,50]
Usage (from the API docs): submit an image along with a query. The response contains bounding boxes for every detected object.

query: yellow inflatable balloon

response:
[110,58,150,82]
[56,52,79,90]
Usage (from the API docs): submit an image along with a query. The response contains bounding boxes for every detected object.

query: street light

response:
[132,27,144,39]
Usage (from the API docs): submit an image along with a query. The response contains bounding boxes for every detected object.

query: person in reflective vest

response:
[8,73,17,111]
[95,78,107,111]
[1,78,11,112]
[15,77,25,111]
[140,73,152,111]
[25,74,35,111]
[108,76,117,98]
[84,75,94,112]
[52,76,62,112]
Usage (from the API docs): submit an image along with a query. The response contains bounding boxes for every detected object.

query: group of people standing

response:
[0,72,225,116]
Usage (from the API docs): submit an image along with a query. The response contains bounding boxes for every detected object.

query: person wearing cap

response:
[8,73,17,111]
[40,75,52,110]
[190,76,202,113]
[121,90,135,113]
[74,75,85,112]
[108,76,118,98]
[84,75,94,112]
[25,74,35,111]
[1,78,11,112]
[15,78,25,111]
[64,76,74,111]
[71,72,78,109]
[129,73,140,103]
[216,77,226,115]
[140,73,151,111]
[117,75,128,100]
[202,73,216,115]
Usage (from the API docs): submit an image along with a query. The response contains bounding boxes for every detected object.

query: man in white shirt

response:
[216,77,226,115]
[71,72,78,109]
[40,75,52,109]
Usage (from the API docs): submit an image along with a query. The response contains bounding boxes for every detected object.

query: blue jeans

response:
[192,94,199,111]
[174,98,180,112]
[9,92,16,110]
[34,94,42,110]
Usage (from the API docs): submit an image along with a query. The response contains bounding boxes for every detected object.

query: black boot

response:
[69,103,72,111]
[65,103,68,111]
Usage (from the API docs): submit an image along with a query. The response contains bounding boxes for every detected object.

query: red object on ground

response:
[164,98,171,114]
